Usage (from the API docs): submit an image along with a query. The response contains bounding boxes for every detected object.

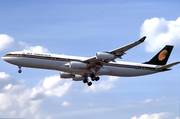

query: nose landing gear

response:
[18,70,22,73]
[18,66,22,73]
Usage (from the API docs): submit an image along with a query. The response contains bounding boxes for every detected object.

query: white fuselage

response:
[2,51,160,77]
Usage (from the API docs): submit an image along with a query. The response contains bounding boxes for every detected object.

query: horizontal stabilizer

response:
[156,61,180,71]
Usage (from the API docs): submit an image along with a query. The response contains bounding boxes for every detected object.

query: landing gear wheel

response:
[18,70,22,73]
[18,66,22,73]
[95,76,100,81]
[83,78,88,83]
[87,82,92,86]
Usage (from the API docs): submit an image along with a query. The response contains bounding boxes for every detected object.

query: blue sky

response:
[0,0,180,119]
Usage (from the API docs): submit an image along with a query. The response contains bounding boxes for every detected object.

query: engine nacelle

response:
[96,52,115,60]
[70,61,87,69]
[60,72,75,78]
[72,75,85,81]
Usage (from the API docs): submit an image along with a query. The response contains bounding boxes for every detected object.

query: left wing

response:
[84,36,146,64]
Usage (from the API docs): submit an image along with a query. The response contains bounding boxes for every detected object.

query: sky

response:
[0,0,180,119]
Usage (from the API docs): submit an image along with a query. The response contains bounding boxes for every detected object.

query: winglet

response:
[138,36,146,42]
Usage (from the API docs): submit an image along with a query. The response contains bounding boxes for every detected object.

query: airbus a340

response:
[2,36,180,86]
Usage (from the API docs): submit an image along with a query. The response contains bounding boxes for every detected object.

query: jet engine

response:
[60,72,75,78]
[96,52,115,60]
[72,75,85,81]
[60,72,85,81]
[70,61,87,69]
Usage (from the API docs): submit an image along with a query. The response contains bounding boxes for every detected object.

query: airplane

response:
[2,36,180,86]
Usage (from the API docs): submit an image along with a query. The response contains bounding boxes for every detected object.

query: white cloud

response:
[41,75,72,97]
[0,34,49,53]
[0,93,12,110]
[89,103,93,106]
[141,97,176,105]
[43,75,62,89]
[46,116,54,119]
[175,117,180,119]
[0,72,21,91]
[4,84,12,90]
[142,99,153,104]
[84,76,118,93]
[0,34,27,51]
[62,101,71,106]
[140,17,180,52]
[23,46,49,53]
[0,72,72,118]
[30,75,72,100]
[131,112,172,119]
[0,72,10,79]
[9,110,16,116]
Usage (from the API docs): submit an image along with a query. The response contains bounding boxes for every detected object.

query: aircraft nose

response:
[2,55,7,61]
[1,55,12,62]
[1,54,19,65]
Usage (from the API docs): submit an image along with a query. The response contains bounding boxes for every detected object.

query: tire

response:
[87,82,92,86]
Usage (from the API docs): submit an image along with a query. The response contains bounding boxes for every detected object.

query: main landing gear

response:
[83,73,100,86]
[90,73,100,81]
[18,66,22,73]
[83,78,92,86]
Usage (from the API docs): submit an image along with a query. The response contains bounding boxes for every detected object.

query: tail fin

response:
[144,45,174,65]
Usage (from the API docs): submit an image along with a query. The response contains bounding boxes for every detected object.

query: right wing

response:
[84,36,146,63]
[108,36,146,57]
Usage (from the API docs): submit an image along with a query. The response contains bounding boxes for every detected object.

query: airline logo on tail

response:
[144,45,173,65]
[158,50,168,61]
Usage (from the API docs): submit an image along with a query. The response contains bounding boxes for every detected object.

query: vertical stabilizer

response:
[144,45,173,65]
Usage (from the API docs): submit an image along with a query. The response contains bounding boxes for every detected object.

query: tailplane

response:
[156,61,180,71]
[144,45,174,65]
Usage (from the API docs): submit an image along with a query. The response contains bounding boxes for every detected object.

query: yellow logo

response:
[158,50,168,61]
